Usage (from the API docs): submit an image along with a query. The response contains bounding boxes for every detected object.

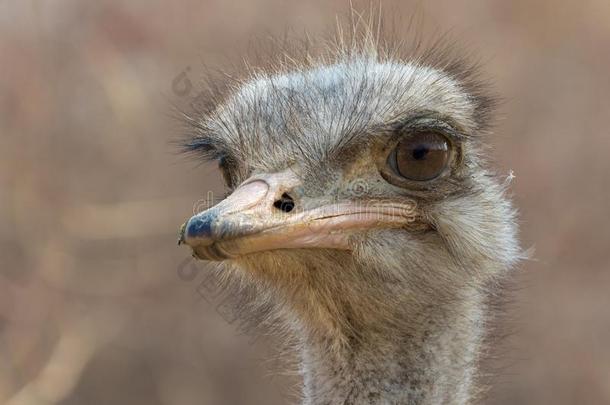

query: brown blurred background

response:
[1,1,609,404]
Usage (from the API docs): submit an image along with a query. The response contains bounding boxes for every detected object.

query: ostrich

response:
[177,29,520,404]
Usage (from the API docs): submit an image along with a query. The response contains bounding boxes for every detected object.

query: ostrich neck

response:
[295,288,485,405]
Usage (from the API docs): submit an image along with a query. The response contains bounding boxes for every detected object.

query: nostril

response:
[273,192,295,213]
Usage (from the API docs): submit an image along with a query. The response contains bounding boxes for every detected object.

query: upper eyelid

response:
[327,115,464,161]
[393,116,467,142]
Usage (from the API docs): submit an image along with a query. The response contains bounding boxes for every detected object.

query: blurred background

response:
[1,1,609,404]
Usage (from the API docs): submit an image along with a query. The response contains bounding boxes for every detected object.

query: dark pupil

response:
[412,145,429,160]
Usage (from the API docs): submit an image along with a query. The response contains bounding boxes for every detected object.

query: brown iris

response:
[391,132,450,181]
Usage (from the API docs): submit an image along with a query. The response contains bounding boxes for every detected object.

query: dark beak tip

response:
[180,212,215,247]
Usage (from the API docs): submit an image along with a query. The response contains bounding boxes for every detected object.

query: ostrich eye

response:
[218,156,234,188]
[390,132,450,181]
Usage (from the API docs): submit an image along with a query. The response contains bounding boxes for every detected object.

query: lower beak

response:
[179,170,417,261]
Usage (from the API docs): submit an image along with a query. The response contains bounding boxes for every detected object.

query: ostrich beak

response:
[178,170,417,261]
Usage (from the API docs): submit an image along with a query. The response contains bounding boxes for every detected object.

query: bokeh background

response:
[1,1,609,404]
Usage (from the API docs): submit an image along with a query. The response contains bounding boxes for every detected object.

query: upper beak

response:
[179,170,417,261]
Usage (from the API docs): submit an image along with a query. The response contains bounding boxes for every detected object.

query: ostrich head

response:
[178,38,519,404]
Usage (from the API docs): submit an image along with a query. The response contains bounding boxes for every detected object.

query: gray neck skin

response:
[241,251,488,405]
[295,292,483,405]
